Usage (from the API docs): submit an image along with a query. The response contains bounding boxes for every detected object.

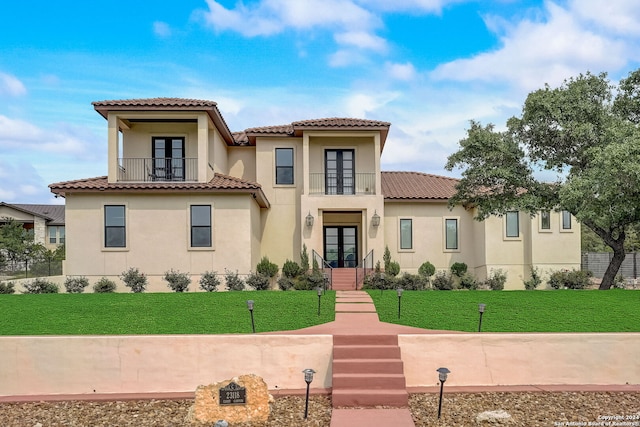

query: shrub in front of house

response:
[282,259,301,278]
[22,278,59,294]
[256,256,279,278]
[459,272,479,290]
[224,269,245,291]
[93,277,117,293]
[64,276,90,293]
[418,261,435,278]
[432,271,455,290]
[363,271,396,291]
[0,281,16,294]
[485,269,507,290]
[199,271,221,292]
[450,262,468,277]
[278,276,295,290]
[386,261,400,277]
[396,272,427,290]
[548,269,592,290]
[246,272,270,290]
[523,266,542,290]
[120,267,147,293]
[164,269,191,292]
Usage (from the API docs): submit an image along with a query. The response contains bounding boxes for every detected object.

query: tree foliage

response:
[446,70,640,289]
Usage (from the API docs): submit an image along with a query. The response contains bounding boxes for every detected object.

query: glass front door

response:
[324,226,358,268]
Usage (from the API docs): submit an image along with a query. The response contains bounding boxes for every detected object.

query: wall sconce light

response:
[306,212,314,227]
[371,210,381,227]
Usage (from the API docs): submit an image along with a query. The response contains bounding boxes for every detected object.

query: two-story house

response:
[49,98,580,290]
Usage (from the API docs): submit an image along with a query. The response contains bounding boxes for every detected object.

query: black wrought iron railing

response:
[312,249,333,290]
[355,249,374,290]
[309,173,376,195]
[117,158,198,182]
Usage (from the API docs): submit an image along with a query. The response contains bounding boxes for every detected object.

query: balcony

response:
[117,158,198,182]
[309,173,376,195]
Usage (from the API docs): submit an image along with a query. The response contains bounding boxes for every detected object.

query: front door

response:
[324,226,357,268]
[152,137,185,181]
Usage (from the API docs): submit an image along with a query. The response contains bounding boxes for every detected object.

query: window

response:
[275,148,294,185]
[506,211,519,238]
[325,149,354,195]
[49,226,66,244]
[191,205,212,247]
[400,219,412,250]
[104,205,126,247]
[541,211,551,230]
[562,210,572,230]
[151,137,185,181]
[445,219,458,250]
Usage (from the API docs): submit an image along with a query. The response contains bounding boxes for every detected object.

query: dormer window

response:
[151,137,185,181]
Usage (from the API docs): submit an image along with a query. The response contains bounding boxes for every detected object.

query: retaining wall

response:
[1,333,639,398]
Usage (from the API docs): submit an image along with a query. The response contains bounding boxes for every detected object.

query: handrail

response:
[355,249,374,290]
[311,249,333,290]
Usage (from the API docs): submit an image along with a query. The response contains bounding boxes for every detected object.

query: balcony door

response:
[325,149,354,195]
[152,137,185,181]
[324,226,358,268]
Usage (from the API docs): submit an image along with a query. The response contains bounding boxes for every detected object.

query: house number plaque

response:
[219,382,247,405]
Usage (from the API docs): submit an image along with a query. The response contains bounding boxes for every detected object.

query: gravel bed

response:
[0,392,638,426]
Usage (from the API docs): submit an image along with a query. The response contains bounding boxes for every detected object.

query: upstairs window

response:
[506,211,519,238]
[541,211,551,230]
[562,210,572,230]
[400,219,413,250]
[191,205,212,247]
[445,218,458,250]
[104,205,126,248]
[325,149,354,195]
[275,148,294,185]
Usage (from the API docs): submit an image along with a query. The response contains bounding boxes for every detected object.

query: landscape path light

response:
[317,286,323,316]
[478,303,486,332]
[397,287,404,319]
[246,300,255,333]
[302,368,316,419]
[436,367,451,419]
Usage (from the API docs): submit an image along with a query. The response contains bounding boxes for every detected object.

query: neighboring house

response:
[0,202,65,249]
[49,98,580,290]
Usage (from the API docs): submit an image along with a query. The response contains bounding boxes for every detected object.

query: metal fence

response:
[581,252,639,279]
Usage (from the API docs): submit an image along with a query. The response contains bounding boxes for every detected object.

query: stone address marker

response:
[187,374,272,425]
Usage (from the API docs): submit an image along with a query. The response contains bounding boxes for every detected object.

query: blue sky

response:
[1,0,639,204]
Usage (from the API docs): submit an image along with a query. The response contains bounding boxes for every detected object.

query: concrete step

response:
[331,388,409,407]
[332,373,406,389]
[333,358,404,374]
[334,334,398,346]
[333,345,401,359]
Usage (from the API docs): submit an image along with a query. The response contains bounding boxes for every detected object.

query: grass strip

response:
[368,289,640,332]
[0,291,335,335]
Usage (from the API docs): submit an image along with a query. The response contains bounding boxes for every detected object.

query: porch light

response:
[436,367,451,419]
[302,368,316,419]
[371,210,381,227]
[306,212,314,227]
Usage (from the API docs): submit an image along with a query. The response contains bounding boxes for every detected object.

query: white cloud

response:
[354,0,461,13]
[0,160,57,204]
[0,72,27,97]
[431,1,638,91]
[344,91,400,118]
[153,21,172,38]
[384,62,417,81]
[335,30,387,52]
[572,0,640,36]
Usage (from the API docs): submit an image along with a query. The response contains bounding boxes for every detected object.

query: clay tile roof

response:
[232,131,249,145]
[91,98,217,108]
[244,124,295,135]
[292,118,391,128]
[49,175,269,208]
[381,171,459,200]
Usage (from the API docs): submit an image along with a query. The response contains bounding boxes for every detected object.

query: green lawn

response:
[0,291,336,335]
[368,289,640,332]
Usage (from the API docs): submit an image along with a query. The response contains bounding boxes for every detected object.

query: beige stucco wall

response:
[1,333,637,398]
[64,192,259,292]
[228,146,257,183]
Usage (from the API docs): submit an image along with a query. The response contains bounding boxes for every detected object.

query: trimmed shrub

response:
[396,272,427,290]
[386,261,400,277]
[300,244,310,272]
[432,271,455,290]
[524,266,542,290]
[362,272,395,291]
[224,269,245,291]
[485,269,507,291]
[0,281,16,294]
[282,259,301,278]
[278,276,295,291]
[64,276,90,293]
[93,277,116,293]
[120,267,147,293]
[164,269,191,292]
[459,272,478,290]
[246,272,270,290]
[383,246,392,271]
[23,278,59,294]
[295,270,325,290]
[450,262,468,277]
[548,269,592,290]
[199,271,221,292]
[256,256,279,278]
[418,261,435,279]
